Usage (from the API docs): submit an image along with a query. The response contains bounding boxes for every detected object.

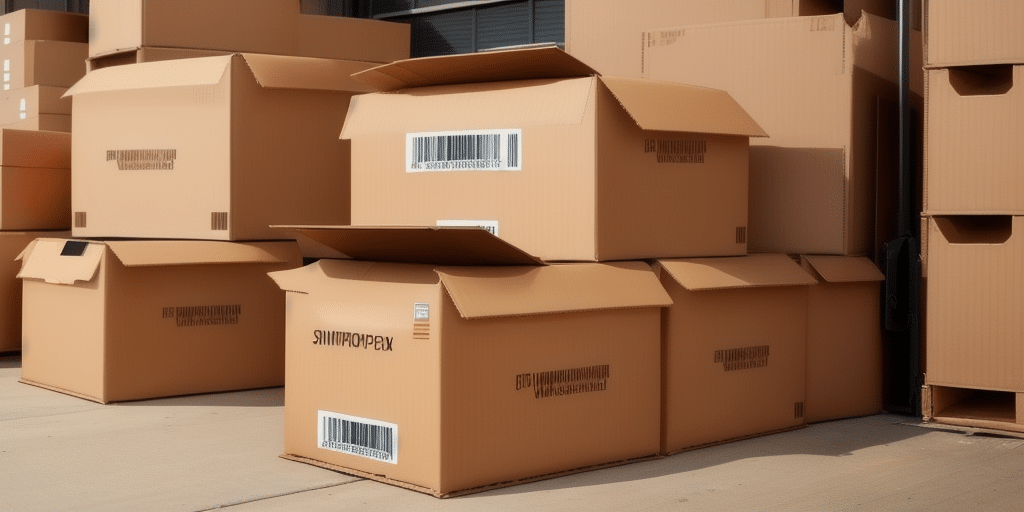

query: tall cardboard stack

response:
[15,2,412,403]
[921,1,1024,432]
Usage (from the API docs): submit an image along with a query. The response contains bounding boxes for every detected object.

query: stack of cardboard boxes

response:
[921,1,1024,432]
[15,0,411,403]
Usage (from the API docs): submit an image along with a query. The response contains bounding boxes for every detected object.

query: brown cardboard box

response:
[0,86,71,125]
[1,113,69,132]
[924,65,1024,214]
[343,46,765,262]
[925,0,1024,68]
[67,53,377,241]
[87,46,230,72]
[0,40,86,90]
[0,128,70,229]
[643,13,901,256]
[565,0,897,79]
[0,8,88,46]
[0,230,66,353]
[654,253,814,454]
[923,215,1024,392]
[801,255,885,423]
[268,228,671,497]
[17,238,302,403]
[89,0,410,64]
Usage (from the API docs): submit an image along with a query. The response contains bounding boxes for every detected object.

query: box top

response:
[0,8,89,45]
[276,226,545,266]
[657,253,816,291]
[801,255,883,283]
[0,128,70,168]
[17,238,294,285]
[64,53,376,98]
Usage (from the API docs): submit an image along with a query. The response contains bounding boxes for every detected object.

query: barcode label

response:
[407,129,522,172]
[436,220,499,236]
[317,411,398,464]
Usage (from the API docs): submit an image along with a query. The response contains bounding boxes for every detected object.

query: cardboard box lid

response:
[658,253,816,291]
[436,261,672,319]
[64,53,374,97]
[801,255,884,283]
[276,226,545,266]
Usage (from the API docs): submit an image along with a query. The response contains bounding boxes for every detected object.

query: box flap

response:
[103,240,289,267]
[268,259,382,295]
[350,46,598,92]
[801,255,884,283]
[63,55,231,96]
[16,238,103,285]
[600,77,767,137]
[275,226,544,266]
[239,53,377,93]
[658,253,816,291]
[436,261,672,319]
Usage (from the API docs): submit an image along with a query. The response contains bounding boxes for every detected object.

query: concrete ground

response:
[3,353,1023,512]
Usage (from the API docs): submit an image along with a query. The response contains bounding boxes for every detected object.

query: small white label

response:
[19,98,26,111]
[3,38,9,45]
[3,60,8,71]
[318,411,398,464]
[3,73,8,83]
[407,129,522,172]
[19,112,25,119]
[4,23,9,36]
[436,220,499,237]
[413,303,430,321]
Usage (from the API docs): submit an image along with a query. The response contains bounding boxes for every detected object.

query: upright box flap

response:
[801,255,884,283]
[658,253,816,291]
[16,238,103,285]
[63,55,231,96]
[239,53,377,93]
[600,76,767,137]
[350,46,598,92]
[436,261,672,319]
[104,240,290,267]
[276,226,544,266]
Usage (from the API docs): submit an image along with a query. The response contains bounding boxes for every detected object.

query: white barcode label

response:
[436,220,499,236]
[407,129,522,172]
[317,411,398,464]
[19,98,26,111]
[4,60,8,71]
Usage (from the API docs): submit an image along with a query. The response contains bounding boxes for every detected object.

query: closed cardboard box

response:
[1,113,69,132]
[643,13,902,256]
[655,253,814,454]
[0,40,86,90]
[0,86,71,125]
[0,8,88,46]
[0,128,70,229]
[67,53,377,241]
[269,228,671,497]
[0,230,66,353]
[89,0,410,64]
[801,255,885,423]
[17,238,301,403]
[925,0,1024,67]
[343,47,765,262]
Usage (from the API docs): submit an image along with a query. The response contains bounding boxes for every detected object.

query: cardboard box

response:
[654,253,814,454]
[800,255,884,423]
[87,46,231,72]
[924,65,1024,214]
[0,8,88,46]
[89,0,410,64]
[925,0,1024,67]
[343,46,765,262]
[1,113,69,132]
[0,230,66,353]
[17,238,302,403]
[0,128,70,229]
[0,40,86,90]
[565,0,897,79]
[67,53,377,241]
[923,215,1024,392]
[923,384,1024,434]
[268,229,671,497]
[643,13,901,256]
[0,86,71,125]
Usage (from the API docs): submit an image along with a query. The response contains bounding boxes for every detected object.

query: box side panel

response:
[1,167,70,230]
[925,0,1024,67]
[88,0,143,58]
[15,41,87,89]
[0,232,47,352]
[141,0,293,55]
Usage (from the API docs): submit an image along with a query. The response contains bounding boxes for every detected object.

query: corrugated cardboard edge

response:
[920,384,1024,434]
[279,452,662,498]
[662,424,807,457]
[18,378,108,404]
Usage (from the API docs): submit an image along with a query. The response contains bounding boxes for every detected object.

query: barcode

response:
[317,411,398,464]
[407,129,522,172]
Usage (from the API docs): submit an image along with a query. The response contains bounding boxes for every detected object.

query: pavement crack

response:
[192,480,361,511]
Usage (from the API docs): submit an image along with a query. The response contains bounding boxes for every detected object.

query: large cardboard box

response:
[0,230,65,353]
[0,40,86,90]
[654,253,814,454]
[17,238,302,403]
[643,13,901,256]
[925,0,1024,68]
[0,8,88,46]
[343,47,765,262]
[924,65,1024,214]
[268,228,671,497]
[67,53,377,241]
[0,86,70,125]
[0,128,70,229]
[923,215,1024,392]
[800,255,884,423]
[89,0,410,64]
[565,0,897,79]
